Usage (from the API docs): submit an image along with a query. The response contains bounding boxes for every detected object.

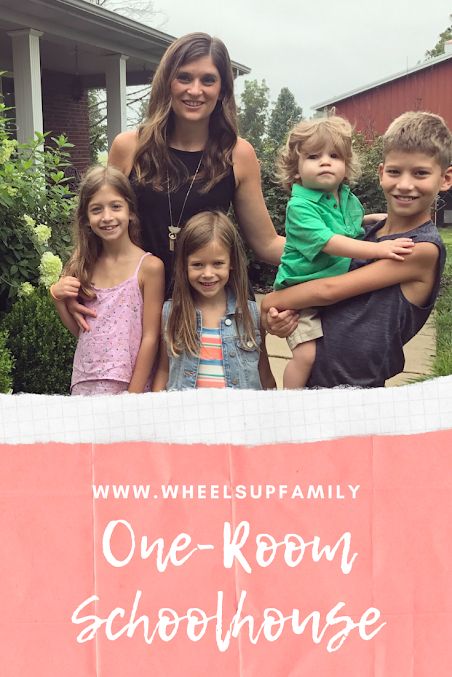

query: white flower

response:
[0,138,17,164]
[23,214,36,227]
[34,224,52,245]
[18,282,35,297]
[39,252,63,288]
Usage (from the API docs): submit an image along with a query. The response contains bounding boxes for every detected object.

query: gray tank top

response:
[308,220,446,388]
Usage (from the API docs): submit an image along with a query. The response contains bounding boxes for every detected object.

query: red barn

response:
[312,46,452,136]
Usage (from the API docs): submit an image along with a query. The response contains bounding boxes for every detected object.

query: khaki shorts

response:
[287,307,323,351]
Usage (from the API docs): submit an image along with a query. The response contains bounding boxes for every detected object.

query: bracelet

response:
[49,284,61,301]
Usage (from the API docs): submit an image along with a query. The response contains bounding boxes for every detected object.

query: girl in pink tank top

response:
[50,166,164,395]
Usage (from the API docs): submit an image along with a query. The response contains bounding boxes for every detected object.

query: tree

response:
[267,87,302,150]
[425,23,452,59]
[239,85,302,287]
[85,0,163,27]
[237,79,270,156]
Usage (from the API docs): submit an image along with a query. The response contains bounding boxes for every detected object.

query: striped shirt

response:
[195,327,226,389]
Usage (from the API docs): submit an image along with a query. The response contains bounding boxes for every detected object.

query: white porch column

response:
[8,29,43,143]
[105,54,129,148]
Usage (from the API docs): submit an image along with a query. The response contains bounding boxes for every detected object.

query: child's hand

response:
[50,276,80,301]
[375,238,415,261]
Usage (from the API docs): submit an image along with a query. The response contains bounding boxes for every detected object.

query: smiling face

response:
[379,151,452,229]
[187,238,231,302]
[87,184,130,242]
[170,55,222,124]
[296,145,347,199]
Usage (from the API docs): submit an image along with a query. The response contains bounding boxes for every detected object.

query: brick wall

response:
[42,70,91,174]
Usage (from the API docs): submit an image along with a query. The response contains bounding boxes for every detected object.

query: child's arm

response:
[281,200,411,263]
[152,338,169,392]
[50,277,81,337]
[362,213,387,226]
[258,321,276,390]
[323,234,415,261]
[262,242,439,315]
[128,256,165,394]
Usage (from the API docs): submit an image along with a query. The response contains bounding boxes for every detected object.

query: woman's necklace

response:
[167,153,204,252]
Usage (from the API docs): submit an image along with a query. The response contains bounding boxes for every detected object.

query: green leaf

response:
[50,171,65,183]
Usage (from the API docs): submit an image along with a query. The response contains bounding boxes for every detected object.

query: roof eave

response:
[312,51,452,110]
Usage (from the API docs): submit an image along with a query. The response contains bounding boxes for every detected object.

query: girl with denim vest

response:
[153,211,275,390]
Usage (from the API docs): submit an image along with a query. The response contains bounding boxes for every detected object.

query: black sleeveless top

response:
[131,148,235,296]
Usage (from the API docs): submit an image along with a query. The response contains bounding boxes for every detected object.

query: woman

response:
[122,33,285,272]
[70,32,283,330]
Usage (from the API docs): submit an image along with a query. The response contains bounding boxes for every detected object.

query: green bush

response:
[0,329,14,393]
[352,133,386,213]
[0,100,76,310]
[2,287,76,394]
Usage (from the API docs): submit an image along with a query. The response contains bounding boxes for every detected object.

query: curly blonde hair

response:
[276,115,361,193]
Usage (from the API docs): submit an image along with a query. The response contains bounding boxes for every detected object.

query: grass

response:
[432,227,452,376]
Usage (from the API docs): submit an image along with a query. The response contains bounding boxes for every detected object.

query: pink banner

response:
[1,430,451,676]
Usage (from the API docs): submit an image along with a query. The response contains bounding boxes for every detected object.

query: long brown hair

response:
[64,165,140,297]
[134,32,238,193]
[166,211,256,356]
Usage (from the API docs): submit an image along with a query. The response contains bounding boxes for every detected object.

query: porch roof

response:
[0,0,250,86]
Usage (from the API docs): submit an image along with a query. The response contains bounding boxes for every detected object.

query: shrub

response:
[0,100,76,310]
[2,287,76,394]
[352,133,386,213]
[0,330,14,393]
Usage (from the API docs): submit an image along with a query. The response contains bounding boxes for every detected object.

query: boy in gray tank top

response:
[262,111,452,387]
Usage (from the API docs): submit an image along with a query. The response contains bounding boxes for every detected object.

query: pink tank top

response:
[71,253,150,390]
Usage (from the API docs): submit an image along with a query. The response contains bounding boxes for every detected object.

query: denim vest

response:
[162,290,262,390]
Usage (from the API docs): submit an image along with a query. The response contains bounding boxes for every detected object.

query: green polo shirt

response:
[274,183,365,289]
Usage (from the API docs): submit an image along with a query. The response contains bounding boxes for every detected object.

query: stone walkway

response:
[255,295,436,388]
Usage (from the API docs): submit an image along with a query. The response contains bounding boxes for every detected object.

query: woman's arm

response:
[152,339,169,392]
[108,129,138,176]
[50,277,81,337]
[261,242,439,315]
[52,298,80,338]
[258,322,277,390]
[232,138,285,265]
[128,256,165,393]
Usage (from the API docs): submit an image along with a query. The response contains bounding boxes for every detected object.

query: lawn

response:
[433,227,452,376]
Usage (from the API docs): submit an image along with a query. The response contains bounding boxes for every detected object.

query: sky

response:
[148,0,451,115]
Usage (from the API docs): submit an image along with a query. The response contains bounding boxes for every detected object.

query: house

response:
[0,0,250,170]
[312,45,452,225]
